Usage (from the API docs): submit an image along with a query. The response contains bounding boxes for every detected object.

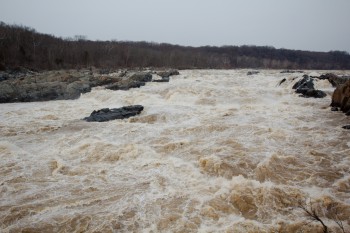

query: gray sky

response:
[1,0,350,52]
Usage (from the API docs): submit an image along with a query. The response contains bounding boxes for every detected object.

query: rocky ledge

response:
[0,69,179,103]
[84,105,144,122]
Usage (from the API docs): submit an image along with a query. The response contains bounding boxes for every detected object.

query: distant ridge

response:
[1,22,349,70]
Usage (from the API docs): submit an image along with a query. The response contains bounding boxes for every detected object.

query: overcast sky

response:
[1,0,349,52]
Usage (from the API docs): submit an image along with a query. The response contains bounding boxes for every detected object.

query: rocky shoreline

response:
[0,68,179,103]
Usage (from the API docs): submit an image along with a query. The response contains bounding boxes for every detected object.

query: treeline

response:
[1,22,350,70]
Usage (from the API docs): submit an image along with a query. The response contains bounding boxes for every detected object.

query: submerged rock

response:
[84,105,144,122]
[342,125,350,130]
[152,77,170,82]
[280,70,303,74]
[247,71,259,76]
[277,78,286,86]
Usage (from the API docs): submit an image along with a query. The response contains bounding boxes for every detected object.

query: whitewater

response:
[0,69,349,232]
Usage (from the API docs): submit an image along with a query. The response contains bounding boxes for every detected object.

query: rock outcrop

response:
[0,69,179,103]
[84,105,144,122]
[293,75,326,98]
[0,70,121,103]
[317,73,350,87]
[331,80,350,115]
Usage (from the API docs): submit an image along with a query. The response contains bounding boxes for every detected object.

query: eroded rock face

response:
[331,80,350,115]
[83,105,144,122]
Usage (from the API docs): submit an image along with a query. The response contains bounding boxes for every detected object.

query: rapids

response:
[0,70,349,232]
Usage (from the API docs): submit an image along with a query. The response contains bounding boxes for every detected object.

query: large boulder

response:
[292,75,314,90]
[293,75,326,98]
[331,80,350,115]
[84,105,144,122]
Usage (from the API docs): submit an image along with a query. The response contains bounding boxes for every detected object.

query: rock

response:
[129,72,152,82]
[84,105,144,122]
[247,71,259,76]
[277,78,286,86]
[157,70,179,78]
[152,77,170,82]
[317,73,350,87]
[295,88,327,98]
[65,81,91,99]
[342,125,350,130]
[292,75,326,98]
[0,70,122,103]
[331,80,350,114]
[0,73,9,82]
[292,75,314,90]
[280,70,303,74]
[331,107,339,111]
[106,72,152,91]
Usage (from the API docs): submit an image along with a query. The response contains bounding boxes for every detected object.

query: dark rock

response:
[331,80,350,114]
[0,73,9,82]
[247,71,259,76]
[331,107,339,111]
[342,125,350,130]
[296,88,327,98]
[278,78,286,86]
[293,75,326,98]
[292,75,314,90]
[84,105,144,122]
[280,70,303,74]
[157,70,179,78]
[129,72,152,82]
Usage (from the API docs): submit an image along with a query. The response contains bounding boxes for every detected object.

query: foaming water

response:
[1,70,349,232]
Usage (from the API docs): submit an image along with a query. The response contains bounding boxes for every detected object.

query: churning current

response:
[0,70,349,232]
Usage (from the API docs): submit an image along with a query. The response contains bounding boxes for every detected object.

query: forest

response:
[1,22,350,71]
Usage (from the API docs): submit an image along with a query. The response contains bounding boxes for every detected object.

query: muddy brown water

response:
[0,70,349,232]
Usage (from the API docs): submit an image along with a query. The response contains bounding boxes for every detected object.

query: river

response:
[0,69,349,232]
